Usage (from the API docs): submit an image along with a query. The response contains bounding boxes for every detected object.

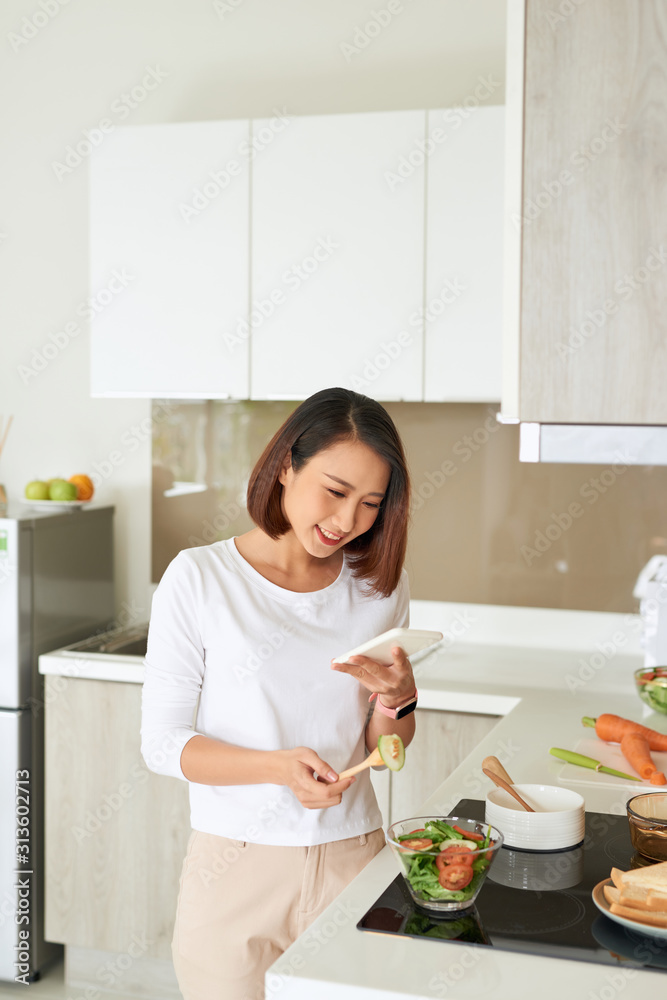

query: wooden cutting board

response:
[555,737,667,790]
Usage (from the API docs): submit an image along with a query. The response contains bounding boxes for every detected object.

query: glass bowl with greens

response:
[635,667,667,715]
[386,816,504,913]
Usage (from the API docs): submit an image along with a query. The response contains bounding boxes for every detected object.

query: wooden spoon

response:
[482,767,535,812]
[338,747,382,779]
[482,755,515,786]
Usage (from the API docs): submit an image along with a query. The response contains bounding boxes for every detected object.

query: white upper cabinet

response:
[249,111,426,401]
[424,105,505,402]
[90,120,250,398]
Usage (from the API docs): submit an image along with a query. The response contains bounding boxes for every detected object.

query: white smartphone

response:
[333,627,443,666]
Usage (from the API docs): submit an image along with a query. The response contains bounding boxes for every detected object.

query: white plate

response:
[592,877,667,941]
[22,499,89,509]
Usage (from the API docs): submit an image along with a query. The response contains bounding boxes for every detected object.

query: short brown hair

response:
[246,388,410,597]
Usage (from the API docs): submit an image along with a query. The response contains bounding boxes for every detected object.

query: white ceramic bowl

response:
[484,784,585,851]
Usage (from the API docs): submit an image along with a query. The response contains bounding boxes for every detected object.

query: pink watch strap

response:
[368,688,418,718]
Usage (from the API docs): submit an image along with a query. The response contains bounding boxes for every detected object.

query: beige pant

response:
[172,827,386,1000]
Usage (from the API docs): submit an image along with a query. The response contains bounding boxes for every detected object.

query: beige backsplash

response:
[152,400,667,612]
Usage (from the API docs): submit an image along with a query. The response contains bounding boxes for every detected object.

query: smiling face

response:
[278,438,391,557]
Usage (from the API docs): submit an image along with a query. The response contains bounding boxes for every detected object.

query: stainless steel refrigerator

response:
[0,504,114,983]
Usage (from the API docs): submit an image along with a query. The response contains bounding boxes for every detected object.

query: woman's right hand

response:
[273,747,355,810]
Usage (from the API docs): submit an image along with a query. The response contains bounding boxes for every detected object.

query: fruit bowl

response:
[635,667,667,715]
[22,499,90,509]
[386,815,503,914]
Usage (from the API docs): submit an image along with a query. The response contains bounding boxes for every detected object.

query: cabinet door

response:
[518,0,667,423]
[90,120,250,398]
[424,106,505,402]
[45,677,191,957]
[250,111,425,401]
[390,709,498,824]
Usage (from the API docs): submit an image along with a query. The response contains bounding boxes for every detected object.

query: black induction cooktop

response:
[358,798,667,972]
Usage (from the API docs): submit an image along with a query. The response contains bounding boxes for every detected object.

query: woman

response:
[141,387,417,1000]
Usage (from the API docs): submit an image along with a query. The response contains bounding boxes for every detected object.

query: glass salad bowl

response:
[386,815,504,914]
[635,667,667,715]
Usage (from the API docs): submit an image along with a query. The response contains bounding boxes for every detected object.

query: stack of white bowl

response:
[485,784,585,852]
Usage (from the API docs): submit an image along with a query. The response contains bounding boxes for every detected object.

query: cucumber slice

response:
[378,733,405,771]
[437,838,480,853]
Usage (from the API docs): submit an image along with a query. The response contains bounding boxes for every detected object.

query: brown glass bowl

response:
[627,792,667,861]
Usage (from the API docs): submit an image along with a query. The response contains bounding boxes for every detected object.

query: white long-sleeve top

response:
[140,537,410,846]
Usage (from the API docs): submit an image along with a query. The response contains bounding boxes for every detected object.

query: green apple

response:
[25,480,50,500]
[49,479,77,501]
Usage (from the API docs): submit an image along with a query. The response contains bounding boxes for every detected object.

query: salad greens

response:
[396,819,494,905]
[637,669,667,714]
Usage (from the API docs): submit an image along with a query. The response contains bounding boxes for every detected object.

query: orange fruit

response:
[69,474,94,501]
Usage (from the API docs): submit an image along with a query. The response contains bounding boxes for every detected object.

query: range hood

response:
[516,423,667,465]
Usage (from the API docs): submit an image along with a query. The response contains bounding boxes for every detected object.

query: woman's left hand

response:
[331,646,415,710]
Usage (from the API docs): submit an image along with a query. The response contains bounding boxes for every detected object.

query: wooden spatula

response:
[482,755,515,785]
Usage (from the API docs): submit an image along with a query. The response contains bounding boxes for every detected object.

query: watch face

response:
[396,699,417,720]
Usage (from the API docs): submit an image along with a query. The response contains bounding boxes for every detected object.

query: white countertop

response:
[39,600,666,996]
[257,605,666,999]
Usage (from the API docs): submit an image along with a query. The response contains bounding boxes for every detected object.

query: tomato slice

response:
[400,838,433,851]
[407,828,426,835]
[438,864,473,890]
[453,824,484,842]
[437,845,474,868]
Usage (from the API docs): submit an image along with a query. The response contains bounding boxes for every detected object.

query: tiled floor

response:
[0,959,137,998]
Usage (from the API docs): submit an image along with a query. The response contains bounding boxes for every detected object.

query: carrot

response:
[582,714,667,752]
[650,772,667,785]
[620,732,658,780]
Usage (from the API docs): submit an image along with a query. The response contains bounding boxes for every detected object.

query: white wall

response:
[0,0,505,620]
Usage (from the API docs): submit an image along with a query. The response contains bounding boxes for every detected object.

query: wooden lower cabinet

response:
[389,709,499,825]
[45,680,498,962]
[44,676,190,959]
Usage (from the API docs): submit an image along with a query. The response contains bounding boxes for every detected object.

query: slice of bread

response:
[616,860,667,889]
[610,902,667,928]
[603,884,620,905]
[619,891,667,913]
[609,862,667,914]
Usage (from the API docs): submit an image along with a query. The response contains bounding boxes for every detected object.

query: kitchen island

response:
[263,604,667,999]
[39,601,665,998]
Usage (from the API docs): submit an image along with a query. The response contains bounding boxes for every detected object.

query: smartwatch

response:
[368,688,418,720]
